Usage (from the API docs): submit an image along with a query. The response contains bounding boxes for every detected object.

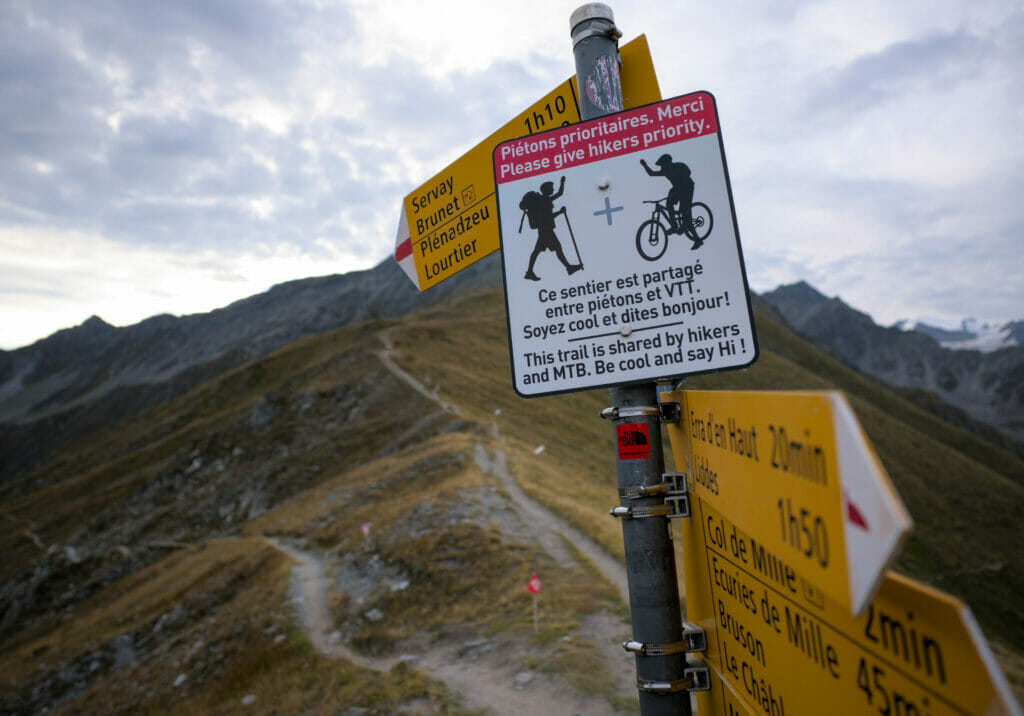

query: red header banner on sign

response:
[495,93,717,185]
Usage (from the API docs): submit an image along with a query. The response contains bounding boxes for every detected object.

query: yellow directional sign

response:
[682,498,1022,716]
[394,35,661,291]
[664,389,911,616]
[698,665,758,715]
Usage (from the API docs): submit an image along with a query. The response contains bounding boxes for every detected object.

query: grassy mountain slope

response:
[1,285,1021,711]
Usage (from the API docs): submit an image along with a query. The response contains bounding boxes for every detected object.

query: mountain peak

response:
[765,280,828,304]
[80,315,114,331]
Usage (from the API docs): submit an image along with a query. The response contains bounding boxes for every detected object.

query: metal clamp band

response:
[636,665,710,694]
[616,473,690,518]
[620,482,670,499]
[636,676,690,694]
[571,22,623,46]
[600,405,660,420]
[599,403,680,423]
[610,504,671,520]
[570,11,623,48]
[623,639,691,657]
[623,624,707,657]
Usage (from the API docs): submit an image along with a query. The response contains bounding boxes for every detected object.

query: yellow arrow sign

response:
[664,389,912,616]
[393,35,661,290]
[697,665,758,715]
[682,498,1021,716]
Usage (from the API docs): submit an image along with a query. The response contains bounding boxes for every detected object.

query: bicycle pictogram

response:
[634,197,713,261]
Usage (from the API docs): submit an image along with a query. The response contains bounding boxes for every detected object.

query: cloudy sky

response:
[1,0,1021,349]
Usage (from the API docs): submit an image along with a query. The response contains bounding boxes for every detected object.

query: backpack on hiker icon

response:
[519,191,545,229]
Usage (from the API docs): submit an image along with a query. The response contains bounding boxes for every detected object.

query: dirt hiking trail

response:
[268,537,636,715]
[262,331,642,713]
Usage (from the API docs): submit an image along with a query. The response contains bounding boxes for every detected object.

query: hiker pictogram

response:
[518,176,583,281]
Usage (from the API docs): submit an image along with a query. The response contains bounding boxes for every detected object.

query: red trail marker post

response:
[526,572,542,633]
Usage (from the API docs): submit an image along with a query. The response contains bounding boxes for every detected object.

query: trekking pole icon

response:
[556,207,583,270]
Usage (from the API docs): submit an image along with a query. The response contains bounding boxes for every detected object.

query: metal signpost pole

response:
[570,5,690,714]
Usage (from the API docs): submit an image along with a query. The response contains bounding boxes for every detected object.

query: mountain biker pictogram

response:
[636,154,713,260]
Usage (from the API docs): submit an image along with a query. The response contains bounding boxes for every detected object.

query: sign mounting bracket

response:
[600,402,680,423]
[614,472,690,519]
[637,664,711,694]
[622,622,706,656]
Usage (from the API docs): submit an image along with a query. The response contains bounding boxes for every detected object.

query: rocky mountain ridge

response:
[5,266,1019,485]
[0,255,503,484]
[0,256,501,426]
[761,281,1024,445]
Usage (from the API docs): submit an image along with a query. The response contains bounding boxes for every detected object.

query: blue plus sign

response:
[593,196,624,225]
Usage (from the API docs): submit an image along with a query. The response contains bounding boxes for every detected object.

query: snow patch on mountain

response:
[896,317,1019,353]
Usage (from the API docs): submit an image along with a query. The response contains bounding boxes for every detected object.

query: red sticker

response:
[616,423,651,460]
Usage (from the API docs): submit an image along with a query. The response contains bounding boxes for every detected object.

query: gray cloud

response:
[805,31,989,116]
[0,0,554,260]
[1,0,1021,348]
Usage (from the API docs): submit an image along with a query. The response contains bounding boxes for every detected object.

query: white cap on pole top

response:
[570,3,621,47]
